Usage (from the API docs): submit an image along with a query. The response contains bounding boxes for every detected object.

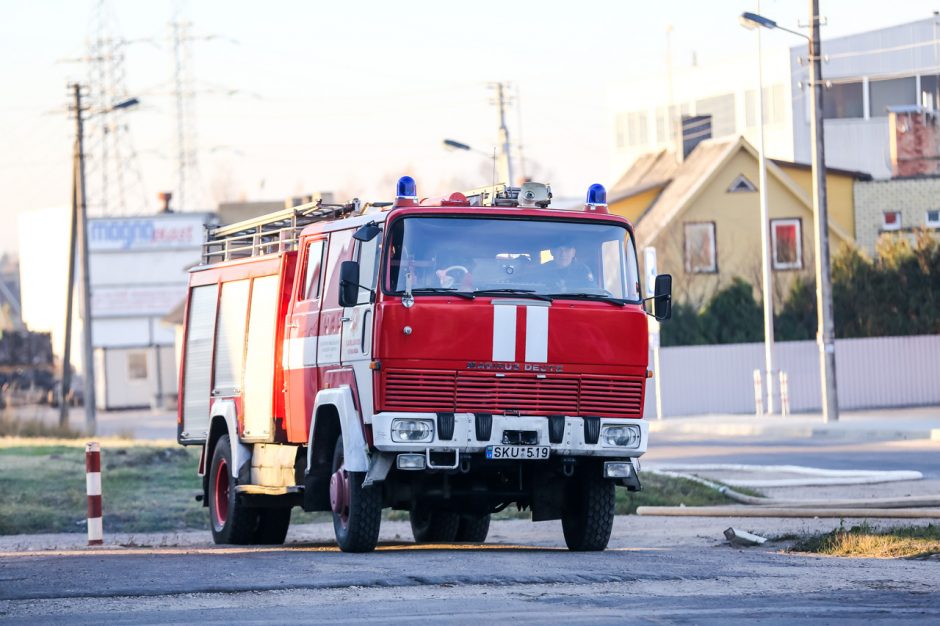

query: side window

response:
[303,239,325,300]
[356,230,382,305]
[601,239,624,299]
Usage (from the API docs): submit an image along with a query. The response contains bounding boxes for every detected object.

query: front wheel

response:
[561,474,615,551]
[208,435,259,545]
[330,435,382,553]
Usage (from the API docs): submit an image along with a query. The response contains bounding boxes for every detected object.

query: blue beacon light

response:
[586,183,607,206]
[397,176,417,199]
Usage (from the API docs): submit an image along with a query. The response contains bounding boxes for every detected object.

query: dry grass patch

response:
[791,522,940,559]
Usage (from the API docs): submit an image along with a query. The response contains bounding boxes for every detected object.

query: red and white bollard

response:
[85,442,103,546]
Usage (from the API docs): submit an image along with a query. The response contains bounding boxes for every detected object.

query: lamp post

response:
[739,1,776,415]
[64,84,140,434]
[739,1,839,423]
[442,139,501,185]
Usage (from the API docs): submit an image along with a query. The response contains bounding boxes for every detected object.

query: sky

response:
[2,0,939,255]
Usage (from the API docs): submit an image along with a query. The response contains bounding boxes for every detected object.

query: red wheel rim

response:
[214,457,229,528]
[330,449,350,530]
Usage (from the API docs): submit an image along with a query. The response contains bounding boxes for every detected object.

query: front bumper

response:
[371,412,648,457]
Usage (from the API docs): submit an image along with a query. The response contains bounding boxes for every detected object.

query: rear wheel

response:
[455,514,490,543]
[410,505,460,543]
[561,474,615,551]
[330,435,382,553]
[253,507,291,545]
[208,435,259,545]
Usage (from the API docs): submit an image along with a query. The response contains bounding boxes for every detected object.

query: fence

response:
[645,334,940,417]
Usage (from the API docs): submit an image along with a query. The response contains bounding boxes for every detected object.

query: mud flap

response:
[362,452,395,488]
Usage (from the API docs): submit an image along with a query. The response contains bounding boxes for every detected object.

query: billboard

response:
[88,217,205,251]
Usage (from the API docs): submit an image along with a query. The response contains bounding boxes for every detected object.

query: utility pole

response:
[491,82,515,185]
[71,83,97,434]
[755,0,775,415]
[60,146,79,428]
[808,0,839,422]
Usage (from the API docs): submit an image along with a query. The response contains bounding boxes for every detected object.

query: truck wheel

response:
[455,514,490,543]
[561,474,615,551]
[330,435,382,553]
[410,505,460,543]
[253,508,291,545]
[208,435,259,545]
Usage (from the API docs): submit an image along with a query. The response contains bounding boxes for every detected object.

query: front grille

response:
[381,369,644,418]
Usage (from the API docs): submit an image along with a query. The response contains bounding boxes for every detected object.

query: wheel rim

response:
[330,446,350,529]
[214,457,229,528]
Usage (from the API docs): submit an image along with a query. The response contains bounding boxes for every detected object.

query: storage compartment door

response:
[243,275,278,439]
[181,283,219,439]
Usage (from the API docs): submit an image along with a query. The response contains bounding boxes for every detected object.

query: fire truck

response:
[177,177,672,552]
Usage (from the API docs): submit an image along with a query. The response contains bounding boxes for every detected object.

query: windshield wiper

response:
[410,287,475,299]
[545,292,626,306]
[474,288,553,302]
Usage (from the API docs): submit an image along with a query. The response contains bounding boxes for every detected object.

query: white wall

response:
[645,334,940,417]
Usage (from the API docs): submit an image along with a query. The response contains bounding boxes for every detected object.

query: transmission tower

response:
[170,2,207,212]
[488,82,515,185]
[84,0,148,216]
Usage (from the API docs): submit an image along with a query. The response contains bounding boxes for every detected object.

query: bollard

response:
[85,442,103,546]
[753,369,764,416]
[779,371,790,417]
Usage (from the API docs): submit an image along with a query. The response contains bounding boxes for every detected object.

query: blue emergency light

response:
[397,176,417,199]
[586,183,607,205]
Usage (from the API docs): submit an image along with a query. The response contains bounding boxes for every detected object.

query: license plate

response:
[485,445,550,460]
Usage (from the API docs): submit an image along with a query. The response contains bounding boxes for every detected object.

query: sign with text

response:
[89,217,205,251]
[92,285,187,317]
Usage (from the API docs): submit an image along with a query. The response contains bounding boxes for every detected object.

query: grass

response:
[0,442,739,534]
[791,522,940,559]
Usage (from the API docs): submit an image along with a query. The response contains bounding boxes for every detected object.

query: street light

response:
[62,85,141,434]
[442,138,500,183]
[740,2,777,415]
[740,2,839,423]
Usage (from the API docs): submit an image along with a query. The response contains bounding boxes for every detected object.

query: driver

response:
[434,253,473,290]
[540,242,593,291]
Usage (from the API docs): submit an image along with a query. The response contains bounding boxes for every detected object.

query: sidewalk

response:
[648,405,940,441]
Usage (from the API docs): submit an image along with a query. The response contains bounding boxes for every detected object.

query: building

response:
[609,135,866,307]
[610,15,940,181]
[853,107,940,253]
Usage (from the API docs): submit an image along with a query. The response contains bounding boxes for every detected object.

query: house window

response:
[883,211,901,231]
[616,111,649,148]
[127,352,148,381]
[869,77,916,117]
[771,219,802,270]
[684,222,717,273]
[745,84,785,127]
[926,210,940,228]
[695,93,736,136]
[823,82,864,119]
[727,174,757,193]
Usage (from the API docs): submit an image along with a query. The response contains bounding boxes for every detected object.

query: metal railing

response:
[201,199,360,265]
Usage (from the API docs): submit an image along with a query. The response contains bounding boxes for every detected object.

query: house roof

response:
[771,159,872,181]
[616,136,855,247]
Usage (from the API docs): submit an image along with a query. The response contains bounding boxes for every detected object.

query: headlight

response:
[391,419,434,443]
[601,424,641,448]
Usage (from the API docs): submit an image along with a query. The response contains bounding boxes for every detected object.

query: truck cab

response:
[177,178,672,552]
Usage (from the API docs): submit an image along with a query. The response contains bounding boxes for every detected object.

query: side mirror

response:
[653,274,672,321]
[338,261,360,307]
[353,221,381,242]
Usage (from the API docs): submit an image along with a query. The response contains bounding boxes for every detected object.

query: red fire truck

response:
[177,177,671,552]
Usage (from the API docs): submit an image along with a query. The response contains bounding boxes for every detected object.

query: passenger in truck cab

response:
[539,241,594,291]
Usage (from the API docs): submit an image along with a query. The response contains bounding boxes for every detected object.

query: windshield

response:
[385,216,641,301]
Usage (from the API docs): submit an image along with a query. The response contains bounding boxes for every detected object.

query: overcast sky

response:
[2,0,938,254]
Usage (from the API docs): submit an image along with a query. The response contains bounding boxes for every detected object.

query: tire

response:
[561,474,615,552]
[331,435,382,553]
[410,505,460,543]
[455,514,490,543]
[208,435,259,545]
[254,507,291,545]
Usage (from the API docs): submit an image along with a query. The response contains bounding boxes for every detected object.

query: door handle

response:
[341,316,351,322]
[287,322,299,329]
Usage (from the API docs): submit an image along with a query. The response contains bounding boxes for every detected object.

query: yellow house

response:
[608,136,869,308]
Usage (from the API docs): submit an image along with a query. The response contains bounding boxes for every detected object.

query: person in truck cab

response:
[434,252,473,290]
[539,242,594,291]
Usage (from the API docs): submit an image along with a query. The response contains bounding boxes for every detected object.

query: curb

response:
[648,422,938,441]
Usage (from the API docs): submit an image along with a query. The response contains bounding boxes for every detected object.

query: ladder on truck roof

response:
[201,199,361,265]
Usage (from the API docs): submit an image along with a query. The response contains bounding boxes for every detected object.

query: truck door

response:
[285,236,327,442]
[340,228,382,416]
[317,228,355,369]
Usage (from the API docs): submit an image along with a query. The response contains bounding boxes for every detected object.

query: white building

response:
[609,15,940,181]
[19,210,215,410]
